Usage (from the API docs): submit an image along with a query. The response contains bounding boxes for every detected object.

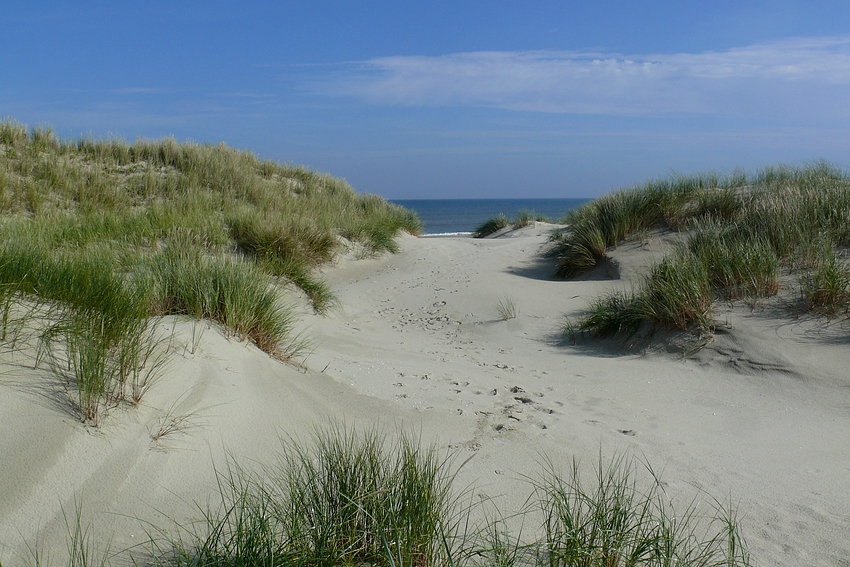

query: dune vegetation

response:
[473,209,549,238]
[36,426,750,567]
[551,163,850,340]
[0,119,420,424]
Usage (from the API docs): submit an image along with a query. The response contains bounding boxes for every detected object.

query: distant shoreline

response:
[391,197,589,235]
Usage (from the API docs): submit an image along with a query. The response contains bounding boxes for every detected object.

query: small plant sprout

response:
[562,317,578,345]
[149,391,216,445]
[186,318,208,356]
[496,296,519,321]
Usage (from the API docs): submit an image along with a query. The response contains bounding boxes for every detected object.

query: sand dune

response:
[2,224,849,565]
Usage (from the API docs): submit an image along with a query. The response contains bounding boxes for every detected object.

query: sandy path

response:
[303,226,850,566]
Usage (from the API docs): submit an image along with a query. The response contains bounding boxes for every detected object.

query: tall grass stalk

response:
[28,500,113,567]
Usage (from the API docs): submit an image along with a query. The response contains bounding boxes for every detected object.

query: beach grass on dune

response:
[155,426,462,567]
[535,453,750,567]
[0,118,420,423]
[34,427,751,567]
[473,213,511,238]
[554,163,850,340]
[472,209,550,238]
[496,296,519,321]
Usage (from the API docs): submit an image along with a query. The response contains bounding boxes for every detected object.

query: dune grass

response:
[555,163,850,340]
[0,119,420,423]
[27,500,113,567]
[473,213,511,238]
[473,210,549,238]
[32,427,750,566]
[154,426,462,567]
[496,296,519,321]
[550,173,745,278]
[536,453,749,567]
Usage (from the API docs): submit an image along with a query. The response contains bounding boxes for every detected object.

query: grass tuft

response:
[473,213,511,238]
[496,296,519,321]
[800,239,850,317]
[562,164,850,340]
[165,425,462,567]
[536,453,750,567]
[473,209,552,238]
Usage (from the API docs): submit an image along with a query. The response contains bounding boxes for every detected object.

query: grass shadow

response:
[0,360,82,418]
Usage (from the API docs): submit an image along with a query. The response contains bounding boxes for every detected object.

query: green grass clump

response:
[0,118,419,423]
[473,210,551,238]
[0,238,162,423]
[800,239,850,317]
[579,251,714,339]
[37,428,751,567]
[511,209,550,229]
[165,426,460,567]
[561,163,850,340]
[537,453,749,567]
[550,173,742,277]
[496,296,519,321]
[686,223,780,300]
[145,243,298,357]
[473,213,511,238]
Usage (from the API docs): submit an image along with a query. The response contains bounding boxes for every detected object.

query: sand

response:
[1,224,849,566]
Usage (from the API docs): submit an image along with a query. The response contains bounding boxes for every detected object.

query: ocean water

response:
[391,198,590,235]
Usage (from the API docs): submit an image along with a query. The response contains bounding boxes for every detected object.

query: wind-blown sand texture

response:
[1,224,849,565]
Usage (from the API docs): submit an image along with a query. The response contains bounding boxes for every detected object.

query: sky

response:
[3,1,850,199]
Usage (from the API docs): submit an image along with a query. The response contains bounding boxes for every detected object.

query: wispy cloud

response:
[317,36,850,118]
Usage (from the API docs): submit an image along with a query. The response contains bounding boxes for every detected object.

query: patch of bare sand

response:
[305,224,850,566]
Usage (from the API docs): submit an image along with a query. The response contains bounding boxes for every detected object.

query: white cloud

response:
[320,36,850,117]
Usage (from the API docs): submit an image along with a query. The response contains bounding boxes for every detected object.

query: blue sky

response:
[3,2,850,198]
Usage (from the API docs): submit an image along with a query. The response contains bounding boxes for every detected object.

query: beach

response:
[2,223,849,566]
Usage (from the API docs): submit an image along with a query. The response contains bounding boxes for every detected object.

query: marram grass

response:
[31,427,751,567]
[473,210,550,238]
[473,213,511,238]
[0,119,420,423]
[557,163,850,340]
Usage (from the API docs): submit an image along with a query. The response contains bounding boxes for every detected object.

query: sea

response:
[390,198,590,236]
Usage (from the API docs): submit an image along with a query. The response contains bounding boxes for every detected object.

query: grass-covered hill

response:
[549,163,850,342]
[0,119,420,423]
